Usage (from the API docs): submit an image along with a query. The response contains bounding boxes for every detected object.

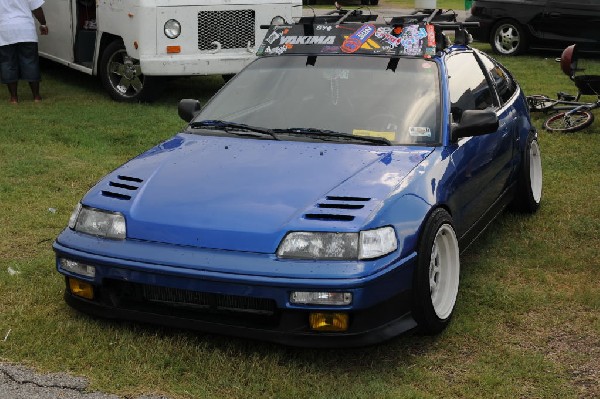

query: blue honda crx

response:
[54,9,542,347]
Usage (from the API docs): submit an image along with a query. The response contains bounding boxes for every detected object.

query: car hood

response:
[83,134,432,253]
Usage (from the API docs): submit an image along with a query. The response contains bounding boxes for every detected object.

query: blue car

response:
[54,9,543,347]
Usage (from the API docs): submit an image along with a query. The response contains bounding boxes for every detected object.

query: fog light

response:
[309,312,349,332]
[59,258,95,278]
[68,278,94,300]
[291,291,352,306]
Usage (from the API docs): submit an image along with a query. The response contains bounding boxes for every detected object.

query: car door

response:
[37,0,75,62]
[444,52,516,242]
[541,0,600,49]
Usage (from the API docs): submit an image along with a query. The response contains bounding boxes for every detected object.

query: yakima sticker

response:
[279,36,336,45]
[341,24,376,53]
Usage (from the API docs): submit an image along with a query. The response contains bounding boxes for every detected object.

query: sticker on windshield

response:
[353,129,396,141]
[409,127,432,137]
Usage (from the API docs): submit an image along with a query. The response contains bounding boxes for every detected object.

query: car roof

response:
[257,8,479,60]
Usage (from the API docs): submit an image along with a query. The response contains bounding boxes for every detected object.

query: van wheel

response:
[99,40,163,102]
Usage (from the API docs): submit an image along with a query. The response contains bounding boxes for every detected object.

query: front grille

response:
[197,10,256,51]
[141,284,276,316]
[102,280,278,327]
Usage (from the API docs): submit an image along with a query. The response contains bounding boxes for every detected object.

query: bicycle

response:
[526,44,600,133]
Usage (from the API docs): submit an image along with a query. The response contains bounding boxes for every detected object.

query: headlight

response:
[164,19,181,39]
[70,204,126,239]
[277,227,397,260]
[359,227,397,259]
[270,16,286,26]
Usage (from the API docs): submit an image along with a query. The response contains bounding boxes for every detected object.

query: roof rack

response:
[257,7,479,58]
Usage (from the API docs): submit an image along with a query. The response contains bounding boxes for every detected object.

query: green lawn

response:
[0,43,598,399]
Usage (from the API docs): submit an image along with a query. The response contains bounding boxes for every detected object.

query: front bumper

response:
[54,231,418,347]
[139,51,255,76]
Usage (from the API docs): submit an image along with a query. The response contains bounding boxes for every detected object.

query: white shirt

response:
[0,0,45,46]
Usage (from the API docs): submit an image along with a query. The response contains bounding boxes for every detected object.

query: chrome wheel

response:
[490,21,527,55]
[106,49,144,98]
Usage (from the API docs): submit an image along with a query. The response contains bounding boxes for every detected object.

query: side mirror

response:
[178,99,202,123]
[451,109,499,142]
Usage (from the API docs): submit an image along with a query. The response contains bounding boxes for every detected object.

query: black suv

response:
[466,0,600,55]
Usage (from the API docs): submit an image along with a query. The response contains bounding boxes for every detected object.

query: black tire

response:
[490,20,528,56]
[526,95,557,112]
[99,40,163,102]
[412,208,460,335]
[510,133,542,213]
[360,0,369,5]
[370,0,379,5]
[543,110,594,132]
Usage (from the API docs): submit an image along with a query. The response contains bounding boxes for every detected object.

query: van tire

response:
[99,40,163,102]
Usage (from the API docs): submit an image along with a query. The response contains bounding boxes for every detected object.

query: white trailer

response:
[38,0,302,101]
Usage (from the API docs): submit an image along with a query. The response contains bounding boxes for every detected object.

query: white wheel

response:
[529,139,542,204]
[429,224,460,320]
[511,134,542,213]
[412,208,460,334]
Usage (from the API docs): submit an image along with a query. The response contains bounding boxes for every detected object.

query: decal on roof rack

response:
[257,22,437,57]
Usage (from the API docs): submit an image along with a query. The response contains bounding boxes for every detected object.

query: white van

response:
[38,0,302,101]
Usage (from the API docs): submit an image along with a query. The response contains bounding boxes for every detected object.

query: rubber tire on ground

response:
[490,19,528,56]
[510,133,542,213]
[99,40,163,102]
[370,0,379,5]
[543,110,594,132]
[360,0,369,5]
[411,208,460,335]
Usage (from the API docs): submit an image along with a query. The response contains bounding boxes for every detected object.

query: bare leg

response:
[29,81,42,102]
[7,82,18,103]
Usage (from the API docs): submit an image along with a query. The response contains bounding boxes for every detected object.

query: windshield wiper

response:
[273,127,391,146]
[189,120,280,140]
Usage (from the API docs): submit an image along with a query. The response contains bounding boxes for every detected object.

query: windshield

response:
[195,55,441,145]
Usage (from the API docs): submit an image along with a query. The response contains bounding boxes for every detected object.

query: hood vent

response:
[304,196,372,222]
[101,175,144,201]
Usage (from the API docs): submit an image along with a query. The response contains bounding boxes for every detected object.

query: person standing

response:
[0,0,48,103]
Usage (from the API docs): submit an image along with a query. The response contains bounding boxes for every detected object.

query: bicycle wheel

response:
[543,110,594,132]
[527,95,557,112]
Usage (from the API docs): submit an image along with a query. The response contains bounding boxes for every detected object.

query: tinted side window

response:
[446,53,494,122]
[478,53,517,105]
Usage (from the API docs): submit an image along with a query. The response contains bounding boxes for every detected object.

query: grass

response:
[1,43,599,399]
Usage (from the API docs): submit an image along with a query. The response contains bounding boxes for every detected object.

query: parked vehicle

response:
[54,8,542,347]
[465,0,600,56]
[37,0,302,102]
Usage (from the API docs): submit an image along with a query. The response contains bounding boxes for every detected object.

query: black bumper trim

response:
[64,291,418,348]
